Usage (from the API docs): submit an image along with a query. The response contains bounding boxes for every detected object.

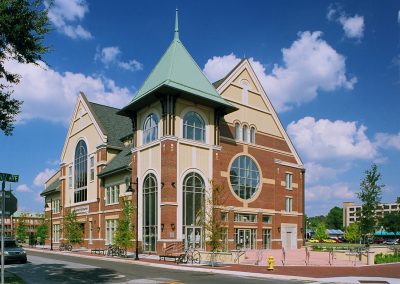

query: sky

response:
[0,0,399,216]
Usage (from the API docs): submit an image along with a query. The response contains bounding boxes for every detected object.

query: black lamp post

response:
[44,198,53,251]
[126,177,139,260]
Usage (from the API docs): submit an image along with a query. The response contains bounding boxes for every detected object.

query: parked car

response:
[308,239,319,243]
[323,239,336,243]
[1,239,27,264]
[383,239,399,245]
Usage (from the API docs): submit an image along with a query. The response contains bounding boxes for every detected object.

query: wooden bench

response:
[159,242,185,263]
[90,248,107,255]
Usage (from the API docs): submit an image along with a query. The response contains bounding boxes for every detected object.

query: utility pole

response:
[1,180,5,284]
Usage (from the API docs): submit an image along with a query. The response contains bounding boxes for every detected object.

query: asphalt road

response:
[6,250,307,284]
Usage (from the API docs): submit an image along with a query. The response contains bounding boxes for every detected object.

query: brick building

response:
[41,11,305,253]
[0,211,44,240]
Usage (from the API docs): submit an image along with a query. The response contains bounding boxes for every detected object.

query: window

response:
[234,213,257,223]
[262,215,271,223]
[52,199,60,214]
[221,212,228,222]
[89,156,95,181]
[250,127,255,144]
[262,229,271,249]
[105,219,117,245]
[235,122,241,141]
[241,80,249,104]
[105,185,120,205]
[68,166,72,189]
[183,172,205,249]
[221,228,228,252]
[183,111,205,142]
[143,113,158,144]
[234,228,256,250]
[53,224,60,243]
[242,125,248,142]
[143,173,158,252]
[89,221,93,244]
[285,197,293,213]
[229,155,260,200]
[285,173,293,190]
[74,140,87,203]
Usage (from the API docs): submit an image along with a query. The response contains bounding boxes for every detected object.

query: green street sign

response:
[0,173,19,183]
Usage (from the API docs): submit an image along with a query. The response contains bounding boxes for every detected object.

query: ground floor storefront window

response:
[106,219,117,245]
[262,228,271,249]
[234,228,256,250]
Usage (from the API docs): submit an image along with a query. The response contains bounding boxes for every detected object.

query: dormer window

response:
[183,111,205,142]
[143,113,158,144]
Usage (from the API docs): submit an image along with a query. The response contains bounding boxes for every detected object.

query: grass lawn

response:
[306,242,364,250]
[5,272,25,284]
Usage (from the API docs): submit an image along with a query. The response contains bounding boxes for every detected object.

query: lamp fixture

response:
[161,224,165,232]
[278,227,281,233]
[171,223,175,231]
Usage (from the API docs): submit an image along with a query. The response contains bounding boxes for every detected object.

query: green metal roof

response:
[40,178,60,196]
[119,10,236,115]
[98,147,131,178]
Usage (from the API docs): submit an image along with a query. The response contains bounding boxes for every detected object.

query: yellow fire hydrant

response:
[267,256,274,271]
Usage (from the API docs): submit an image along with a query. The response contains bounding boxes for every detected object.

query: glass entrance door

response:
[234,228,256,250]
[185,226,203,249]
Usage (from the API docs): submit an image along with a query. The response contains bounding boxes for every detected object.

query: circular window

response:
[229,155,260,200]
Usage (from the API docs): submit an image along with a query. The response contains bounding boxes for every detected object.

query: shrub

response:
[375,252,400,264]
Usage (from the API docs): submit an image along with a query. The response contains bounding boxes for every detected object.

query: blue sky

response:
[0,0,399,216]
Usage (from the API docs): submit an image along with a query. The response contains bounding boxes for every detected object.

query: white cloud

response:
[327,5,364,40]
[16,184,32,193]
[203,53,241,83]
[398,10,400,24]
[4,60,132,123]
[204,32,356,112]
[95,46,143,72]
[304,162,339,185]
[306,183,355,202]
[375,132,400,150]
[287,116,377,160]
[45,0,92,39]
[33,169,56,187]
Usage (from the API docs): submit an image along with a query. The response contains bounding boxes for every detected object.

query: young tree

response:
[308,215,327,230]
[345,223,360,243]
[314,223,327,242]
[380,211,400,238]
[15,213,28,242]
[0,0,50,135]
[357,164,384,239]
[35,218,48,245]
[64,210,82,245]
[114,198,134,255]
[326,206,343,230]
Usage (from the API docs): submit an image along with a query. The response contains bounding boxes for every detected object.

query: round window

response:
[229,155,260,200]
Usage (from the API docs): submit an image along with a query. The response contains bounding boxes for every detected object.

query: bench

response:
[159,242,185,263]
[90,248,107,255]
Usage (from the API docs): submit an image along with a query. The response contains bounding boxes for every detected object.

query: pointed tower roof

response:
[119,10,236,116]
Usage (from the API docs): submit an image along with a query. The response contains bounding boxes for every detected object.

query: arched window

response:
[183,111,205,142]
[250,127,256,144]
[143,113,158,144]
[183,172,205,249]
[242,125,248,142]
[74,140,87,203]
[230,155,260,200]
[235,122,241,141]
[143,173,158,252]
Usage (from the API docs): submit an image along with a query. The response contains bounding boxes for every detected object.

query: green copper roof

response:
[40,178,60,196]
[119,10,236,115]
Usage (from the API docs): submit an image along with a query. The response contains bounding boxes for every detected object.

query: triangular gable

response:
[60,92,107,162]
[216,60,303,166]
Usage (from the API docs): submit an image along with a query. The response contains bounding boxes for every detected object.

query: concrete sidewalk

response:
[25,247,400,284]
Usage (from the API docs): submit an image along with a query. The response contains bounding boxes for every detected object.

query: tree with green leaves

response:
[345,222,360,243]
[314,223,327,242]
[114,197,134,256]
[15,213,28,242]
[357,164,384,239]
[380,211,400,238]
[35,218,48,245]
[0,0,50,135]
[326,206,343,230]
[308,215,326,230]
[64,210,82,245]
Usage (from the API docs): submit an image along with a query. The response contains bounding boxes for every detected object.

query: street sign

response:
[0,173,19,183]
[0,192,17,216]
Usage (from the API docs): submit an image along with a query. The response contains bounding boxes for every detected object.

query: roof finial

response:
[174,8,179,40]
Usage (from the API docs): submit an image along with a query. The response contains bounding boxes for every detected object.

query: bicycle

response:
[59,242,72,251]
[178,244,201,264]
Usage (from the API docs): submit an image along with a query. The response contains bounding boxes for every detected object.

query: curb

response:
[24,248,400,284]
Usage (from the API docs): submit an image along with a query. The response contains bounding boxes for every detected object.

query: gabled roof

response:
[40,178,60,196]
[98,147,131,178]
[119,10,236,116]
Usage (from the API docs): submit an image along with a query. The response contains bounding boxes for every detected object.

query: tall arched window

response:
[183,111,205,142]
[74,140,87,203]
[143,113,158,144]
[183,172,205,249]
[142,173,158,252]
[235,122,241,141]
[250,127,256,144]
[242,125,248,142]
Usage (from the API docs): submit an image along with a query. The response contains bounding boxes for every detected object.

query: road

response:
[6,250,307,284]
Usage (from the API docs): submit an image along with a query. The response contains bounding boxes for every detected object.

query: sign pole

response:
[1,180,5,284]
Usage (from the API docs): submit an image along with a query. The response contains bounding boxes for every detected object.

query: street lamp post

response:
[45,198,53,251]
[126,177,139,260]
